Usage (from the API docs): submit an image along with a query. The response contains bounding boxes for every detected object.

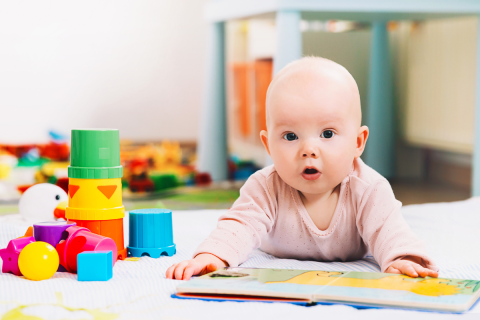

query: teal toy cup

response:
[127,209,176,258]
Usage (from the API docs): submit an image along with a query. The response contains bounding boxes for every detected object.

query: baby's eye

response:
[283,133,298,141]
[321,130,334,139]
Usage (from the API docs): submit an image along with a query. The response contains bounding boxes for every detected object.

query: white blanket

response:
[1,198,480,319]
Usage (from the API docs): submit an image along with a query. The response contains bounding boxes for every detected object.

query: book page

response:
[176,268,480,312]
[268,270,480,312]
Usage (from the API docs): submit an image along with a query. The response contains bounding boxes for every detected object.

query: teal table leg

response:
[264,10,302,165]
[273,10,302,74]
[364,21,395,179]
[472,16,480,196]
[197,22,228,181]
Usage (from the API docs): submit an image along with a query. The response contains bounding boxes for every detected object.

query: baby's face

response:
[262,66,366,196]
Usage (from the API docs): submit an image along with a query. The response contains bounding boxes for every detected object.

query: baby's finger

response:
[426,269,439,278]
[174,261,189,280]
[411,264,438,278]
[183,264,198,281]
[412,264,430,278]
[165,264,178,279]
[204,263,218,275]
[386,266,402,274]
[401,263,419,278]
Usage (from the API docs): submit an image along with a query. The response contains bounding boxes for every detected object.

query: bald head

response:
[265,57,362,129]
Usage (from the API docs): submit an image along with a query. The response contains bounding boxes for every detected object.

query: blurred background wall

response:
[0,0,209,144]
[0,1,477,201]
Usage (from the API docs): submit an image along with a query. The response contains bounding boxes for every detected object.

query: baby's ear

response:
[260,130,271,155]
[355,126,369,158]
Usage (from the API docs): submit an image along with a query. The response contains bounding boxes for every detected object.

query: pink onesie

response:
[194,158,437,272]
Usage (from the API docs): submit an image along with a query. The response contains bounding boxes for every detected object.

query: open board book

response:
[175,268,480,313]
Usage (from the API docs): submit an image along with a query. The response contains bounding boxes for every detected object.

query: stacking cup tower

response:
[66,129,127,260]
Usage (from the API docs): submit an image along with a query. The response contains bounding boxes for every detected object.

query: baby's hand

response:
[386,259,438,278]
[166,253,227,280]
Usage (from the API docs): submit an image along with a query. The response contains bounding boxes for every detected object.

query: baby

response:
[166,57,438,280]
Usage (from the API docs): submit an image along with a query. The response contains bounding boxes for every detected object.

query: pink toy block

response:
[55,226,117,273]
[0,236,35,276]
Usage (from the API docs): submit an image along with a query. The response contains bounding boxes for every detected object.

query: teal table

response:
[197,0,480,196]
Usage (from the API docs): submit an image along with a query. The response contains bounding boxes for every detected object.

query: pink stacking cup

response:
[56,226,117,273]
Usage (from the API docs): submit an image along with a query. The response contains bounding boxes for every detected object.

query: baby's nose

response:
[302,147,319,158]
[302,152,317,158]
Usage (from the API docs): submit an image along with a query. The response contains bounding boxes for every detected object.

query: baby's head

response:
[260,57,369,196]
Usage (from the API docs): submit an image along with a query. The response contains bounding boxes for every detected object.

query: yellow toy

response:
[66,178,124,220]
[0,163,10,179]
[35,162,69,183]
[18,241,59,281]
[0,154,17,180]
[155,140,182,168]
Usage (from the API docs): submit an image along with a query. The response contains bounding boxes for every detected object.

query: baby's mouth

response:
[302,167,321,181]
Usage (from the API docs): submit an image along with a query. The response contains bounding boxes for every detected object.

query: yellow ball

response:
[18,241,59,281]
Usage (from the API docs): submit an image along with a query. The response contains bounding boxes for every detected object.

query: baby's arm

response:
[357,179,439,277]
[166,172,276,280]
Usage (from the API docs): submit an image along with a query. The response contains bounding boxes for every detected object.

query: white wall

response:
[0,0,209,144]
[403,17,477,155]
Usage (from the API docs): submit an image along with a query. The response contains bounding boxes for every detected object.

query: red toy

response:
[56,226,117,273]
[195,172,212,186]
[55,177,69,194]
[38,142,70,161]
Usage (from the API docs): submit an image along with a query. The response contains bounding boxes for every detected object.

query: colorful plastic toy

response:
[38,141,70,161]
[0,154,16,180]
[0,236,35,276]
[56,226,117,273]
[149,173,180,192]
[77,251,113,281]
[18,241,59,281]
[33,221,76,272]
[66,129,127,260]
[127,159,155,192]
[34,161,69,185]
[33,221,76,248]
[127,209,176,258]
[69,219,124,259]
[194,172,212,186]
[129,175,155,192]
[55,177,69,194]
[18,183,68,223]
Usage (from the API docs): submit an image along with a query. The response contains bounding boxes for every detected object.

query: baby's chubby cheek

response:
[323,139,357,174]
[268,148,298,180]
[322,152,354,185]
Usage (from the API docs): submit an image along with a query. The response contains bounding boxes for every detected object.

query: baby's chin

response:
[295,182,335,196]
[282,175,337,196]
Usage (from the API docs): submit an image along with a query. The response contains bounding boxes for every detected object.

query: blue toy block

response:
[127,209,176,258]
[77,251,112,281]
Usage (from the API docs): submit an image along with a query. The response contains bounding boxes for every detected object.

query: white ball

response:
[18,183,68,223]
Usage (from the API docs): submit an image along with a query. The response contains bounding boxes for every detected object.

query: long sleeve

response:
[356,179,438,272]
[193,171,277,267]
